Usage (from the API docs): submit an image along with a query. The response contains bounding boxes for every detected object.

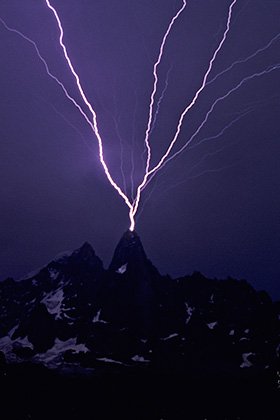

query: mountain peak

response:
[70,242,103,269]
[109,230,158,277]
[71,241,94,257]
[109,231,144,269]
[116,229,141,247]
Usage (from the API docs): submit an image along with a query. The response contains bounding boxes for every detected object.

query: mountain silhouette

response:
[0,232,279,418]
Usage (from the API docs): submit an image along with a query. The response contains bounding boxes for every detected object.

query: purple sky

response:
[0,1,280,298]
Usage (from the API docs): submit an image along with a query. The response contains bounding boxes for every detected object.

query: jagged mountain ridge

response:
[0,230,279,375]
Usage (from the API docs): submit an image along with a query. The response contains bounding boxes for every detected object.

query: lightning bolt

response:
[150,64,173,136]
[130,90,138,201]
[0,17,93,129]
[188,109,253,151]
[140,65,172,177]
[44,1,135,227]
[144,62,280,190]
[131,0,238,225]
[161,63,280,167]
[2,0,279,233]
[207,31,280,86]
[0,12,134,228]
[142,0,187,175]
[112,114,128,197]
[141,108,253,194]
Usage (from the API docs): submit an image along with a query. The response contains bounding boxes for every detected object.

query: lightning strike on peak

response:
[45,0,188,232]
[2,0,279,234]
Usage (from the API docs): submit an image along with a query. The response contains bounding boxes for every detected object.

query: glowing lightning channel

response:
[142,0,187,175]
[152,63,280,178]
[44,0,134,227]
[144,109,251,192]
[188,109,253,150]
[140,65,172,173]
[150,64,173,135]
[1,12,134,227]
[0,17,93,130]
[130,0,238,225]
[207,32,280,86]
[130,90,139,201]
[4,1,277,233]
[113,114,128,197]
[139,108,253,195]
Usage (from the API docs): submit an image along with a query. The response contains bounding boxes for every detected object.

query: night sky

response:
[0,1,279,298]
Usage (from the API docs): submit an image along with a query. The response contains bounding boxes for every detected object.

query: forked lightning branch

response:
[1,0,279,231]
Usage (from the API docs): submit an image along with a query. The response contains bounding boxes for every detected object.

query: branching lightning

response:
[130,91,138,201]
[44,0,137,228]
[188,110,253,151]
[160,63,280,167]
[0,17,93,129]
[207,32,280,86]
[150,64,173,136]
[1,0,279,232]
[45,0,188,231]
[131,0,238,225]
[143,61,280,192]
[142,0,187,175]
[113,114,128,197]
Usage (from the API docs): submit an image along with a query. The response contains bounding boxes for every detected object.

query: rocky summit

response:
[0,231,279,419]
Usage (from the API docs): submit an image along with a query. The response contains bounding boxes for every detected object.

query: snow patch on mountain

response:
[96,357,124,365]
[185,302,193,325]
[240,352,255,368]
[116,263,128,274]
[161,333,179,341]
[207,322,218,330]
[41,288,64,319]
[131,355,150,363]
[92,309,108,324]
[63,312,75,321]
[8,324,19,338]
[48,268,59,280]
[0,333,34,362]
[33,338,89,368]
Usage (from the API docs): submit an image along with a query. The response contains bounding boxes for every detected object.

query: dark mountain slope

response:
[0,232,279,374]
[0,232,280,419]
